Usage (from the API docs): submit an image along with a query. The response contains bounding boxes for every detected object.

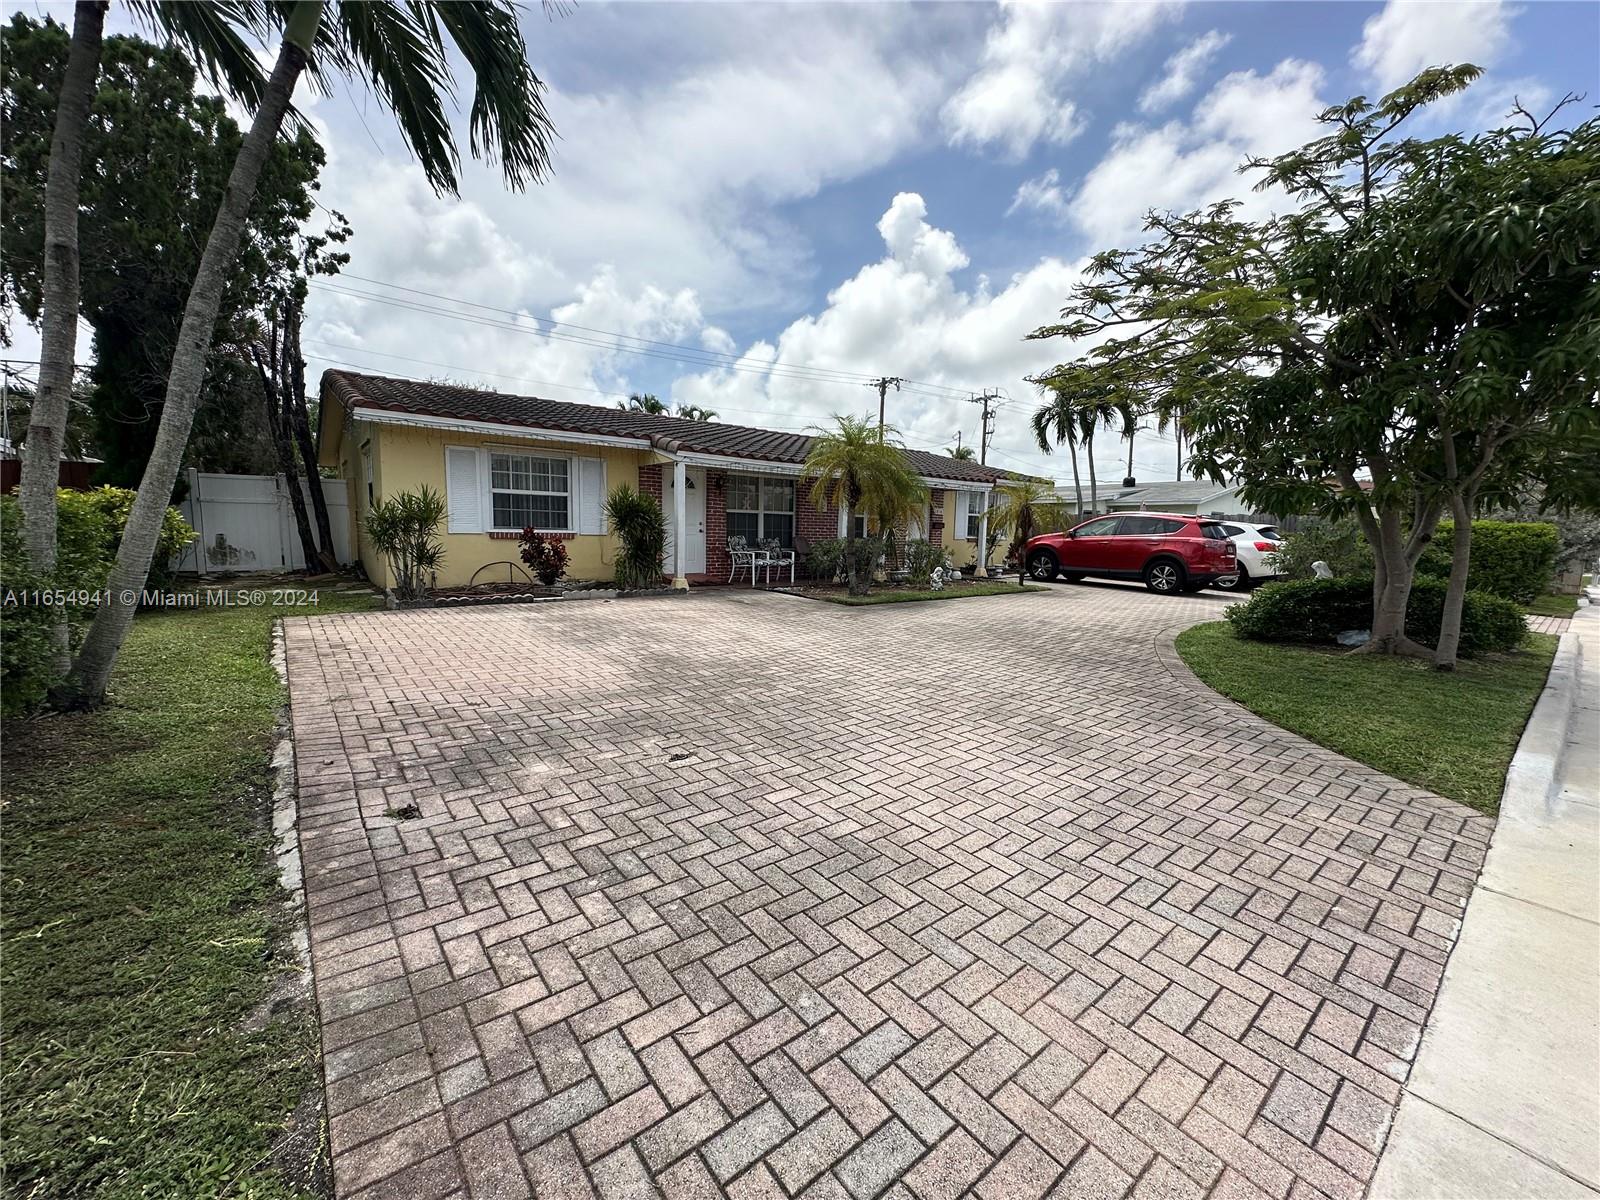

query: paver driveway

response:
[284,585,1489,1200]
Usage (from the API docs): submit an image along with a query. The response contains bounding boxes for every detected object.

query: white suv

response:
[1214,522,1285,591]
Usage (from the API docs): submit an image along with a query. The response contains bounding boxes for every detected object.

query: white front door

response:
[662,467,708,574]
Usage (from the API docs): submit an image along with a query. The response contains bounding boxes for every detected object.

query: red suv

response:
[1023,513,1237,594]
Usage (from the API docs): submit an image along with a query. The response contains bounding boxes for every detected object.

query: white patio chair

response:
[727,535,769,586]
[760,538,796,586]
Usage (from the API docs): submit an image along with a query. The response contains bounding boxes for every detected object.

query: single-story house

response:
[316,370,1009,589]
[1092,479,1252,517]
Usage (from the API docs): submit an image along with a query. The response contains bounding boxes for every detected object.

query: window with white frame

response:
[726,473,795,547]
[491,451,569,530]
[966,494,988,540]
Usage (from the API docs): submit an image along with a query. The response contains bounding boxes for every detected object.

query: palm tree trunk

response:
[1068,431,1084,518]
[1126,426,1136,483]
[1085,429,1098,515]
[20,1,106,671]
[60,10,319,707]
[254,337,320,570]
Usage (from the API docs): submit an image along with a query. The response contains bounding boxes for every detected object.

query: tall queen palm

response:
[801,414,927,597]
[63,0,556,705]
[18,0,269,668]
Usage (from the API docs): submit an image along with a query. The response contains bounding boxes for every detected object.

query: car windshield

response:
[1257,526,1281,540]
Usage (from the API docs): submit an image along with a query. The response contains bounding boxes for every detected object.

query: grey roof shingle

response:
[323,370,1008,486]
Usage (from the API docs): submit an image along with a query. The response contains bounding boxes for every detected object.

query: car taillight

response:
[1253,541,1276,552]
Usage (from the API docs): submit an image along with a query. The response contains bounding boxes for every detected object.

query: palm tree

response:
[801,414,927,597]
[946,443,976,461]
[1155,403,1187,480]
[675,403,717,421]
[18,1,268,666]
[619,392,666,414]
[1078,404,1118,516]
[1117,400,1140,485]
[990,479,1056,587]
[1030,382,1084,517]
[62,0,556,706]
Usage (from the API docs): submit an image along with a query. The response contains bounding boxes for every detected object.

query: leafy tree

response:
[946,443,976,461]
[801,414,928,596]
[675,403,717,421]
[63,0,557,707]
[3,16,331,488]
[1029,66,1600,667]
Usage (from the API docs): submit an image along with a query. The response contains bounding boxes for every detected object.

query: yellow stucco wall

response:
[345,417,644,588]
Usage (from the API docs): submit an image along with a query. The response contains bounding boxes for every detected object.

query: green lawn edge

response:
[1174,621,1557,814]
[785,581,1044,606]
[1,591,380,1198]
[1524,593,1580,618]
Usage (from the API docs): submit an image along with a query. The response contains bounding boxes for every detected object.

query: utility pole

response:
[966,389,1000,464]
[965,389,1001,578]
[868,376,903,442]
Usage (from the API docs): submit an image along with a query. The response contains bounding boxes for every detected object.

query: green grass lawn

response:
[789,580,1043,606]
[1175,622,1557,813]
[1524,593,1580,617]
[1,590,379,1198]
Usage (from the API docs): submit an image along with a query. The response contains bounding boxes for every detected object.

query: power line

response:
[320,273,979,400]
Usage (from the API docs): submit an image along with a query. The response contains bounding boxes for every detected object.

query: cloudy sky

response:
[11,0,1599,484]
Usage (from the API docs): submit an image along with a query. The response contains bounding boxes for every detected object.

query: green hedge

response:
[1417,520,1558,604]
[1,489,195,713]
[1226,576,1526,656]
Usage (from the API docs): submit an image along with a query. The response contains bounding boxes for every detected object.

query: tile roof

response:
[322,370,1008,485]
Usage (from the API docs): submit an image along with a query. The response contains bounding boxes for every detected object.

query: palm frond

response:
[434,1,555,189]
[330,2,459,194]
[128,0,270,110]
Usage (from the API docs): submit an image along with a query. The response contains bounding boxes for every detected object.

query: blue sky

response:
[9,0,1598,483]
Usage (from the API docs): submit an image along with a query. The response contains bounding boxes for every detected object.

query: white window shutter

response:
[577,456,604,534]
[955,491,970,537]
[445,447,483,533]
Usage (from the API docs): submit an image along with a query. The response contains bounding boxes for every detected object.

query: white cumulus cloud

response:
[1006,169,1071,221]
[1139,30,1232,113]
[942,0,1183,160]
[1353,0,1515,91]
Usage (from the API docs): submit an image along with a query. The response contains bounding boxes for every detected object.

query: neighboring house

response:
[1097,479,1251,516]
[317,371,1008,589]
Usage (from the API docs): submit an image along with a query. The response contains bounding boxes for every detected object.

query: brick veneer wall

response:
[638,463,839,582]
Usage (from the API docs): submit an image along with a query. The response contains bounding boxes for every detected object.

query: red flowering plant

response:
[519,528,569,586]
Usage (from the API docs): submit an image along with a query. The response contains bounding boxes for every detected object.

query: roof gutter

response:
[349,406,653,451]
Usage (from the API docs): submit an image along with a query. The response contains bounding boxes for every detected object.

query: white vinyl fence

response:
[174,469,354,575]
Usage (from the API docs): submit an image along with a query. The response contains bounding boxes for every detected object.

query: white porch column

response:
[974,492,990,578]
[671,458,690,589]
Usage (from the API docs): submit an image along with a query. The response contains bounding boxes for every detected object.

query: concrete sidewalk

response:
[1371,603,1600,1199]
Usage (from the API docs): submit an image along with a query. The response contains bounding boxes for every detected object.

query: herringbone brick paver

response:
[284,584,1489,1199]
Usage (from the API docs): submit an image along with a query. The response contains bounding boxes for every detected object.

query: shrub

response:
[1417,520,1559,603]
[1,498,59,715]
[365,486,446,602]
[903,538,951,590]
[806,538,844,582]
[518,529,569,586]
[1267,520,1373,579]
[57,486,196,588]
[605,484,665,589]
[1226,576,1525,656]
[1,490,196,713]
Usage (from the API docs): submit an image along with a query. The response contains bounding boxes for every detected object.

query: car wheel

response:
[1143,558,1185,594]
[1027,550,1059,581]
[1218,565,1251,592]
